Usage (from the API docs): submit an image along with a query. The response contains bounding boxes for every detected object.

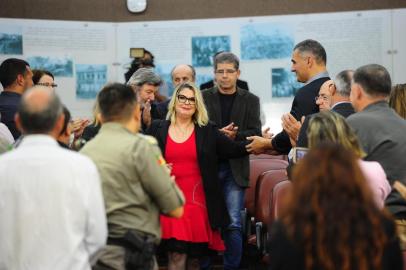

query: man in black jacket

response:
[200,51,249,91]
[200,78,249,91]
[202,52,261,270]
[246,39,329,155]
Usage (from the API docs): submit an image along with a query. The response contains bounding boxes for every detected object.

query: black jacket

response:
[272,77,330,154]
[202,86,261,187]
[146,120,248,229]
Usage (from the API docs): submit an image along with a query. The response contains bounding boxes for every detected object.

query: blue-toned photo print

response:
[28,56,73,77]
[271,68,302,98]
[0,26,23,55]
[76,64,107,99]
[241,24,294,60]
[192,36,231,67]
[155,64,175,98]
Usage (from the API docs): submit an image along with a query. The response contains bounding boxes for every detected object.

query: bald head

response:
[315,79,334,111]
[171,64,196,86]
[320,79,334,92]
[17,86,63,134]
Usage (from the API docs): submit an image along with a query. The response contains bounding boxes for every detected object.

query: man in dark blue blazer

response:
[246,39,329,155]
[0,58,34,140]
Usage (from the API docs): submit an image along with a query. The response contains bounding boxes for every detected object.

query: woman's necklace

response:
[174,122,193,137]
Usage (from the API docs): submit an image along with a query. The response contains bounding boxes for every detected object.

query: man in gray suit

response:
[347,64,406,249]
[202,52,261,270]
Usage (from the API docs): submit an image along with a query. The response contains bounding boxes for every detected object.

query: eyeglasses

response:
[315,94,329,102]
[215,69,237,75]
[37,82,58,88]
[177,94,196,105]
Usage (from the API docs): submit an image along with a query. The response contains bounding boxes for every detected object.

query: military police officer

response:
[81,83,184,270]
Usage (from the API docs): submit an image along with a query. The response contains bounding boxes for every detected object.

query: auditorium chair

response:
[254,171,289,253]
[243,159,288,240]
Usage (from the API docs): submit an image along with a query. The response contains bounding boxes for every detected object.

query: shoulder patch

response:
[137,134,168,168]
[138,134,158,145]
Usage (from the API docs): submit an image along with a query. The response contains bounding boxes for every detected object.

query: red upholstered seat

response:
[245,159,288,215]
[254,170,288,224]
[269,180,292,224]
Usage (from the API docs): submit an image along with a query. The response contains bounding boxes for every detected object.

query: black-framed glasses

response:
[37,82,58,88]
[177,94,196,105]
[215,69,237,75]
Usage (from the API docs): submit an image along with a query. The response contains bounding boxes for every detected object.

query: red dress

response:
[160,130,224,251]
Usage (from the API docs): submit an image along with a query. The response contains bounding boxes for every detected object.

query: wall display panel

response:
[116,9,396,132]
[392,9,406,84]
[0,19,116,118]
[1,8,404,133]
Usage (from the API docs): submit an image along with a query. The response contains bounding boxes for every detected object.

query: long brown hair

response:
[282,143,388,270]
[389,84,406,119]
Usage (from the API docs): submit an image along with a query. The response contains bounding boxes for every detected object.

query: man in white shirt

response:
[0,112,14,153]
[0,86,107,270]
[0,114,14,144]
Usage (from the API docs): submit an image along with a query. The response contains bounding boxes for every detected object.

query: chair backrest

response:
[403,251,406,270]
[245,159,288,215]
[269,180,292,224]
[254,170,288,224]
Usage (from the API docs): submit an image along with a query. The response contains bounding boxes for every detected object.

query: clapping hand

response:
[220,122,238,140]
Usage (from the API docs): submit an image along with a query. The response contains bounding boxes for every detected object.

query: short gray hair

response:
[214,52,239,70]
[294,39,327,65]
[18,86,63,134]
[334,70,354,97]
[126,67,162,87]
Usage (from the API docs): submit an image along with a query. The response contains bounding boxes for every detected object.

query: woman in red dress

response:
[147,82,248,269]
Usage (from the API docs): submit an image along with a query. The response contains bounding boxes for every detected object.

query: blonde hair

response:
[166,83,209,126]
[307,111,365,158]
[389,84,406,120]
[92,100,101,126]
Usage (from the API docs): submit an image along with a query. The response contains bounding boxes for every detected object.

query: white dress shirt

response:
[0,135,107,270]
[0,122,14,144]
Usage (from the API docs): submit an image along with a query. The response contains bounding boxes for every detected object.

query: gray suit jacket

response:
[347,100,406,218]
[202,87,261,187]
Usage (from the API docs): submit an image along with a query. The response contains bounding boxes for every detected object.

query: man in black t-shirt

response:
[202,52,261,270]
